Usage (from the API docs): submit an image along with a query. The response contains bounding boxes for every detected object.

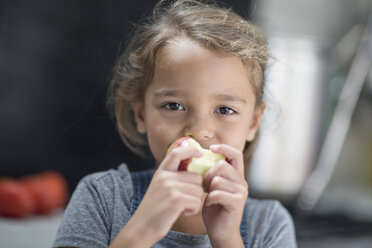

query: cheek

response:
[218,119,251,151]
[145,116,176,165]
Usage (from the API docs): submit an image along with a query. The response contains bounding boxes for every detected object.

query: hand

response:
[111,146,204,248]
[202,144,248,247]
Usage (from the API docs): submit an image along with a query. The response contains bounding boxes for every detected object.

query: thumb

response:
[159,146,202,171]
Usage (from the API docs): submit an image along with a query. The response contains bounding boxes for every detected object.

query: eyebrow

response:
[153,90,247,103]
[153,89,185,97]
[215,94,247,103]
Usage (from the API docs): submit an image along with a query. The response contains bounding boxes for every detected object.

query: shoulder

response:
[246,198,292,222]
[75,163,134,210]
[244,198,297,247]
[81,164,130,185]
[53,164,135,247]
[80,163,133,191]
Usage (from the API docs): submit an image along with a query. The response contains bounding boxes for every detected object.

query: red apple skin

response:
[178,158,191,171]
[168,137,193,171]
[167,137,191,152]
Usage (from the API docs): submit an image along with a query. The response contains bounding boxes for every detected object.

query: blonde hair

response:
[107,0,269,170]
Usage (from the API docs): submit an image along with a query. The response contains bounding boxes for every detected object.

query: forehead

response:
[149,38,255,101]
[156,38,245,72]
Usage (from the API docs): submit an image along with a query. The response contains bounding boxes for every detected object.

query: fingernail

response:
[210,144,219,150]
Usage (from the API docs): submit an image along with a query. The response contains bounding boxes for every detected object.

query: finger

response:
[160,146,202,171]
[163,179,204,198]
[210,144,244,175]
[169,191,203,216]
[204,190,247,211]
[182,195,203,216]
[155,170,203,187]
[206,175,248,195]
[203,160,245,191]
[175,171,204,185]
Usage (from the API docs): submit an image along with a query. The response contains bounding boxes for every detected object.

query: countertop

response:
[0,211,63,248]
[1,210,372,248]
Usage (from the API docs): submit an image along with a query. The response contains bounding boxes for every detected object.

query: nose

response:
[183,110,214,143]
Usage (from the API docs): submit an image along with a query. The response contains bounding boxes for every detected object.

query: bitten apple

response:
[167,137,225,177]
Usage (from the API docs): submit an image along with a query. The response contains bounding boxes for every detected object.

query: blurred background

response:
[0,0,371,247]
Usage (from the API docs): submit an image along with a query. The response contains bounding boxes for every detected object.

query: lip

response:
[168,137,217,151]
[196,141,216,150]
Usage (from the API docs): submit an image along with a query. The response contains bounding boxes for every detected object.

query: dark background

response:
[0,0,252,193]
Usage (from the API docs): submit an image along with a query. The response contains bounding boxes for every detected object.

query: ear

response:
[131,100,147,134]
[246,102,266,142]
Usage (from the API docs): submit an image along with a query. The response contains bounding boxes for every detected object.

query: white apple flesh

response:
[167,137,225,177]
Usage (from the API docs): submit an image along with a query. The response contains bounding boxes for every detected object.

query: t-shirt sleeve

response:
[264,201,297,248]
[53,177,112,248]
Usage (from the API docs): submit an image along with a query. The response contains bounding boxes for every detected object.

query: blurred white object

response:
[249,0,372,203]
[297,13,372,210]
[249,37,323,197]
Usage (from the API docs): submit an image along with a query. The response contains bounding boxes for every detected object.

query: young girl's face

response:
[132,39,264,167]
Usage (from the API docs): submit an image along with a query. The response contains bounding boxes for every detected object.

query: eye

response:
[162,102,185,111]
[215,106,236,115]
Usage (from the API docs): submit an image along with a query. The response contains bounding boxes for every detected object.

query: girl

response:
[53,0,297,247]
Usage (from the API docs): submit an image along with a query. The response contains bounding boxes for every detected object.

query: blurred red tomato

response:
[20,171,69,214]
[0,179,34,218]
[0,171,69,218]
[38,171,69,207]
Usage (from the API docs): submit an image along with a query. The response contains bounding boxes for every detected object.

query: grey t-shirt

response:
[53,164,297,248]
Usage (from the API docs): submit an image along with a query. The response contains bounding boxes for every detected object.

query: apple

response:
[167,137,225,177]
